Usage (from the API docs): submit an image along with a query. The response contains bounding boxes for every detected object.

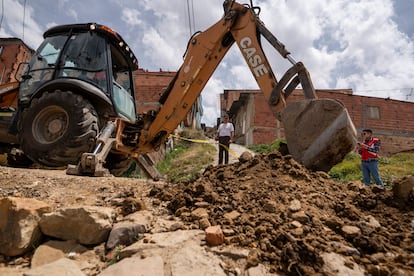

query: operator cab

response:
[18,23,139,121]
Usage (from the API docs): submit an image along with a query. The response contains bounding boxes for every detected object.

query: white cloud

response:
[201,77,225,126]
[318,0,414,96]
[228,64,257,89]
[65,9,78,21]
[141,27,183,70]
[251,0,414,99]
[0,0,43,48]
[121,9,143,26]
[136,0,414,125]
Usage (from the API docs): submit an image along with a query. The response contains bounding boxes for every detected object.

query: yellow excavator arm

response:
[137,1,310,149]
[69,0,356,177]
[134,0,356,171]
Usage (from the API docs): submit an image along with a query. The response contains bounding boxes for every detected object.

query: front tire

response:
[19,90,99,167]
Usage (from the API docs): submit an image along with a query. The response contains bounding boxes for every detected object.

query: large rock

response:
[99,256,164,276]
[117,230,226,276]
[31,240,88,268]
[392,175,414,206]
[23,258,85,276]
[322,252,365,275]
[120,230,205,259]
[106,222,146,250]
[39,206,115,245]
[123,210,154,229]
[106,210,153,250]
[0,197,51,256]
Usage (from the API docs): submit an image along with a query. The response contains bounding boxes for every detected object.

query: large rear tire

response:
[19,90,99,167]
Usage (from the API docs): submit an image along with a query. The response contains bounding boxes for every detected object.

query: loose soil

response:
[0,151,413,275]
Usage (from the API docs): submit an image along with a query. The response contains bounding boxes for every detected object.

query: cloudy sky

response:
[0,0,413,126]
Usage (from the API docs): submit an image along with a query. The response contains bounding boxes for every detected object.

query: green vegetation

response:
[328,153,362,182]
[105,246,122,267]
[329,152,414,187]
[247,138,286,153]
[157,128,216,183]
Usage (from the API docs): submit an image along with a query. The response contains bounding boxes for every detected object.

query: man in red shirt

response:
[357,129,384,187]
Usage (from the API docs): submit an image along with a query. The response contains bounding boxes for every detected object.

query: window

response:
[113,81,136,121]
[59,32,109,92]
[366,106,380,119]
[110,44,136,121]
[19,35,67,96]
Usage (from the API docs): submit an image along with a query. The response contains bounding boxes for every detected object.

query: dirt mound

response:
[151,151,414,274]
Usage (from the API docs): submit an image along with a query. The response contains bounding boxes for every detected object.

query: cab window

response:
[59,32,109,92]
[110,44,136,121]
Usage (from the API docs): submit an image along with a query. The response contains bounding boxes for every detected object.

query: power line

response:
[191,0,195,33]
[186,0,196,36]
[22,0,27,40]
[186,0,192,36]
[355,87,414,93]
[354,87,414,102]
[0,0,4,31]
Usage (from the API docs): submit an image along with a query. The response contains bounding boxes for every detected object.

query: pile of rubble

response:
[151,151,414,274]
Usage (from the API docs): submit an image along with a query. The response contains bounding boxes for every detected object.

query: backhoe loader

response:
[0,0,357,177]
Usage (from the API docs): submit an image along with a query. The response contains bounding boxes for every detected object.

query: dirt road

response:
[211,139,255,165]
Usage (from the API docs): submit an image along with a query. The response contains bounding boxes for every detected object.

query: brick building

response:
[133,68,203,129]
[0,38,34,84]
[221,89,414,156]
[133,69,175,114]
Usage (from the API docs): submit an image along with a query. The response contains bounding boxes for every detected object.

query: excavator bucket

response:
[255,15,357,172]
[280,98,357,172]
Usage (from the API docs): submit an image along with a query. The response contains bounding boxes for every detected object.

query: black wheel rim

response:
[32,105,69,144]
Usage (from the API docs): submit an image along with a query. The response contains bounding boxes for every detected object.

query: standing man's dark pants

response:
[361,159,384,187]
[218,136,231,164]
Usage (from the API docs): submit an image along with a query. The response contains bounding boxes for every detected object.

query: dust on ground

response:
[0,151,413,275]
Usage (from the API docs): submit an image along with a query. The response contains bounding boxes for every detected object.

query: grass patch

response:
[378,152,414,184]
[328,153,362,182]
[157,128,216,183]
[329,152,414,187]
[247,138,286,153]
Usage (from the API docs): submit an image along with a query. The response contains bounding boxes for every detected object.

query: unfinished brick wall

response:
[133,69,175,113]
[288,90,414,136]
[226,89,414,156]
[220,89,244,118]
[0,38,34,84]
[252,93,278,144]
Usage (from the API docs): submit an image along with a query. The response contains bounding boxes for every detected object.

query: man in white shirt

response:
[216,114,234,165]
